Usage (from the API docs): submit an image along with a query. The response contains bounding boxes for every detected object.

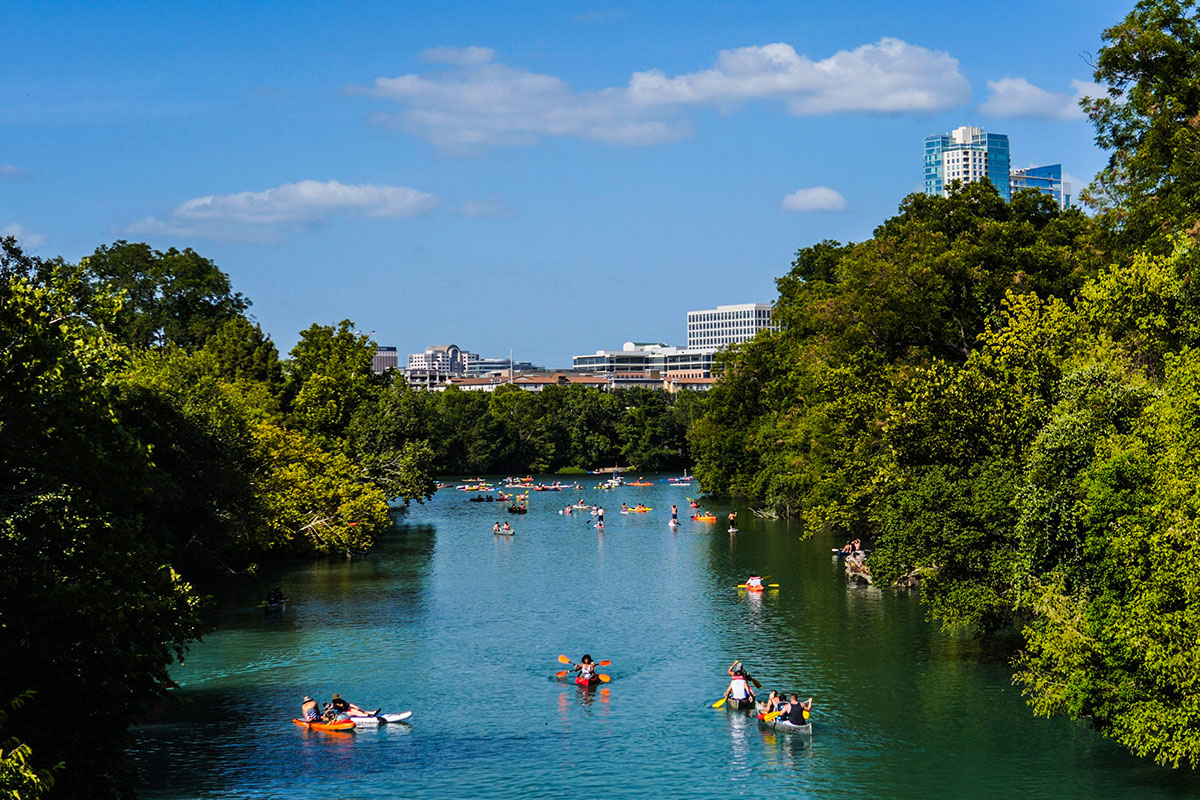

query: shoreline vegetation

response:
[0,239,698,797]
[689,0,1200,772]
[5,1,1200,795]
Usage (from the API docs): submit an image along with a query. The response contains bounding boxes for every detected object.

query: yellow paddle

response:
[763,710,782,722]
[712,697,727,709]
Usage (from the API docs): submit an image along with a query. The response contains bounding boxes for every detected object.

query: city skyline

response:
[1,1,1125,361]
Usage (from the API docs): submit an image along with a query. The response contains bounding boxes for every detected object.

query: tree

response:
[80,240,249,349]
[286,320,376,447]
[1083,0,1200,248]
[0,246,204,797]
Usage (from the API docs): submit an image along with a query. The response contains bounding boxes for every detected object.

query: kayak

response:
[292,718,356,732]
[575,674,602,689]
[348,711,413,725]
[744,584,763,593]
[628,482,653,486]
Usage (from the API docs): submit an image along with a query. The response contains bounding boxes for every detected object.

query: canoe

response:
[757,714,812,734]
[348,711,413,725]
[726,696,756,711]
[292,718,356,732]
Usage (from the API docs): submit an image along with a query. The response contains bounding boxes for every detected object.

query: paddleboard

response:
[350,711,413,725]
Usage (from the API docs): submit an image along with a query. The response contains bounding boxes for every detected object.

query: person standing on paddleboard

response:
[671,504,678,523]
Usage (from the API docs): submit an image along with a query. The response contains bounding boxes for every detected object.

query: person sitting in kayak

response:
[572,655,597,685]
[267,587,284,605]
[493,522,501,534]
[778,694,812,723]
[301,695,321,721]
[745,575,763,590]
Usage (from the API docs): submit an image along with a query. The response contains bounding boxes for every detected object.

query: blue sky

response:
[2,0,1130,366]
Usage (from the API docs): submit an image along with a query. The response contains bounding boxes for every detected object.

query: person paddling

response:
[671,504,678,523]
[572,654,598,686]
[778,694,812,723]
[723,661,756,706]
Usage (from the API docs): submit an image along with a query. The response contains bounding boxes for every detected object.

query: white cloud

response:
[0,164,29,180]
[979,78,1102,120]
[2,222,48,248]
[628,39,970,114]
[781,187,846,212]
[352,39,969,151]
[125,179,439,242]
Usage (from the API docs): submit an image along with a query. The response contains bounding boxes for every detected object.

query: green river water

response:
[132,475,1200,798]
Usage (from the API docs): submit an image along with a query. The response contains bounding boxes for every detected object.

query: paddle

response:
[556,655,611,679]
[712,697,727,709]
[763,710,782,722]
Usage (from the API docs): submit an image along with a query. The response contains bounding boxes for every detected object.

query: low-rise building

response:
[573,341,717,379]
[372,346,399,374]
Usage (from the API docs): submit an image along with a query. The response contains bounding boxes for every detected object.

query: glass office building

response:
[924,126,1011,201]
[1010,164,1071,209]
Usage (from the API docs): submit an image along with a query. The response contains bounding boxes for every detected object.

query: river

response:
[132,475,1200,798]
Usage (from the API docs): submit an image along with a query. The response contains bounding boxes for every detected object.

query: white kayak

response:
[349,711,413,726]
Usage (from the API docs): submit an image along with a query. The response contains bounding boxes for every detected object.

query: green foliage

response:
[80,240,249,349]
[0,245,205,797]
[1084,0,1200,248]
[286,320,377,447]
[0,693,61,800]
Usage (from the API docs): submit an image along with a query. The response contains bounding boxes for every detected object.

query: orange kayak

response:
[293,718,356,732]
[692,515,717,522]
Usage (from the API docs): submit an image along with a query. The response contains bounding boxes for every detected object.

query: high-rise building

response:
[685,303,775,350]
[1010,164,1072,209]
[924,125,1011,200]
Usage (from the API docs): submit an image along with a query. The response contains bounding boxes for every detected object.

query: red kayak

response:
[575,675,602,689]
[293,718,356,732]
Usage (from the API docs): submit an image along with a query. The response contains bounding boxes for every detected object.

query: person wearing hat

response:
[300,695,321,722]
